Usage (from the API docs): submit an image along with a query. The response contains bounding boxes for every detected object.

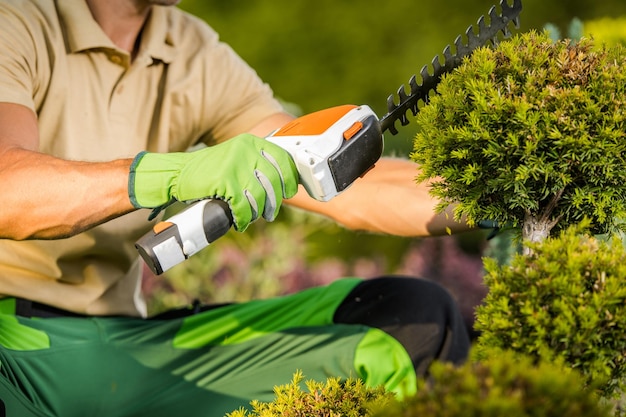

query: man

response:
[0,0,471,415]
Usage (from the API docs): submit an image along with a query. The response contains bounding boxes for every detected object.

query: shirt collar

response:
[56,1,177,64]
[138,6,177,64]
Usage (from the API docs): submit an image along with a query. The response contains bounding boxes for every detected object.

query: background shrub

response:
[224,351,615,417]
[584,16,626,46]
[473,221,626,398]
[377,350,611,417]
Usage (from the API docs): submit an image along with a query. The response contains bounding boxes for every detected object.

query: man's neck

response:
[85,0,152,55]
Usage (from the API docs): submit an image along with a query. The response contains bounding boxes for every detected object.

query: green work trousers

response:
[0,277,469,417]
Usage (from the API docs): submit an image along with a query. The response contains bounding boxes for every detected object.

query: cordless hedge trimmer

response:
[136,0,522,275]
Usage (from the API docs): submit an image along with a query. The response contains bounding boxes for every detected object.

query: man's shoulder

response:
[0,0,57,19]
[0,0,60,54]
[159,6,220,49]
[0,0,60,42]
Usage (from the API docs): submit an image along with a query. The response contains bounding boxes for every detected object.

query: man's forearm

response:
[0,147,135,240]
[285,157,471,237]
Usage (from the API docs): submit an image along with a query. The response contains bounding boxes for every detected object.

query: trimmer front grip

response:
[135,199,233,275]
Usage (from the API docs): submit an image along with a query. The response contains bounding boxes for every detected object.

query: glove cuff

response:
[128,151,184,209]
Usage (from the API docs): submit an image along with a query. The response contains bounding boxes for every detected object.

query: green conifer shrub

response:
[224,353,613,417]
[473,221,626,399]
[224,370,395,417]
[411,30,626,251]
[376,350,611,417]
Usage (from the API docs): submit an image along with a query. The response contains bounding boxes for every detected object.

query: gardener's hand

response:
[128,134,299,231]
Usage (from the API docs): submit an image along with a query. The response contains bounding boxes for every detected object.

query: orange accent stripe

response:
[272,105,357,136]
[153,221,174,234]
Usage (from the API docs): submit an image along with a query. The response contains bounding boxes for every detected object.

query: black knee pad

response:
[333,276,470,375]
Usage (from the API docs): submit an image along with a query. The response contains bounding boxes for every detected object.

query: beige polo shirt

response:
[0,0,284,316]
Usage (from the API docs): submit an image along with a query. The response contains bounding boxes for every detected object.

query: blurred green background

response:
[177,0,626,154]
[145,0,626,332]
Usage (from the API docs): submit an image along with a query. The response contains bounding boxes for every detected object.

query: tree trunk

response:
[521,212,553,256]
[521,190,564,255]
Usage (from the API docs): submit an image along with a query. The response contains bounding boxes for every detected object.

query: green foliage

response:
[224,370,395,417]
[473,220,626,398]
[584,16,626,46]
[377,350,611,417]
[176,0,626,117]
[411,30,626,241]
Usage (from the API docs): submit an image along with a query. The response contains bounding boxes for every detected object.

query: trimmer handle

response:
[135,199,233,275]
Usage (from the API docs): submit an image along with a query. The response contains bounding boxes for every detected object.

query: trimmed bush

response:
[224,370,395,417]
[411,30,626,248]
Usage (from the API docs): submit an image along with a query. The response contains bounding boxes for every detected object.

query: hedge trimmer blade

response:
[380,0,522,135]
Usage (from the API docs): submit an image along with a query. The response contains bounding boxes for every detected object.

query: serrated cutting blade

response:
[380,0,522,135]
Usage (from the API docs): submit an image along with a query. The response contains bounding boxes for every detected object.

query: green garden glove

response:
[129,134,299,231]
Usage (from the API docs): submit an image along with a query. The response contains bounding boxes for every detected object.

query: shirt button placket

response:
[108,53,131,133]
